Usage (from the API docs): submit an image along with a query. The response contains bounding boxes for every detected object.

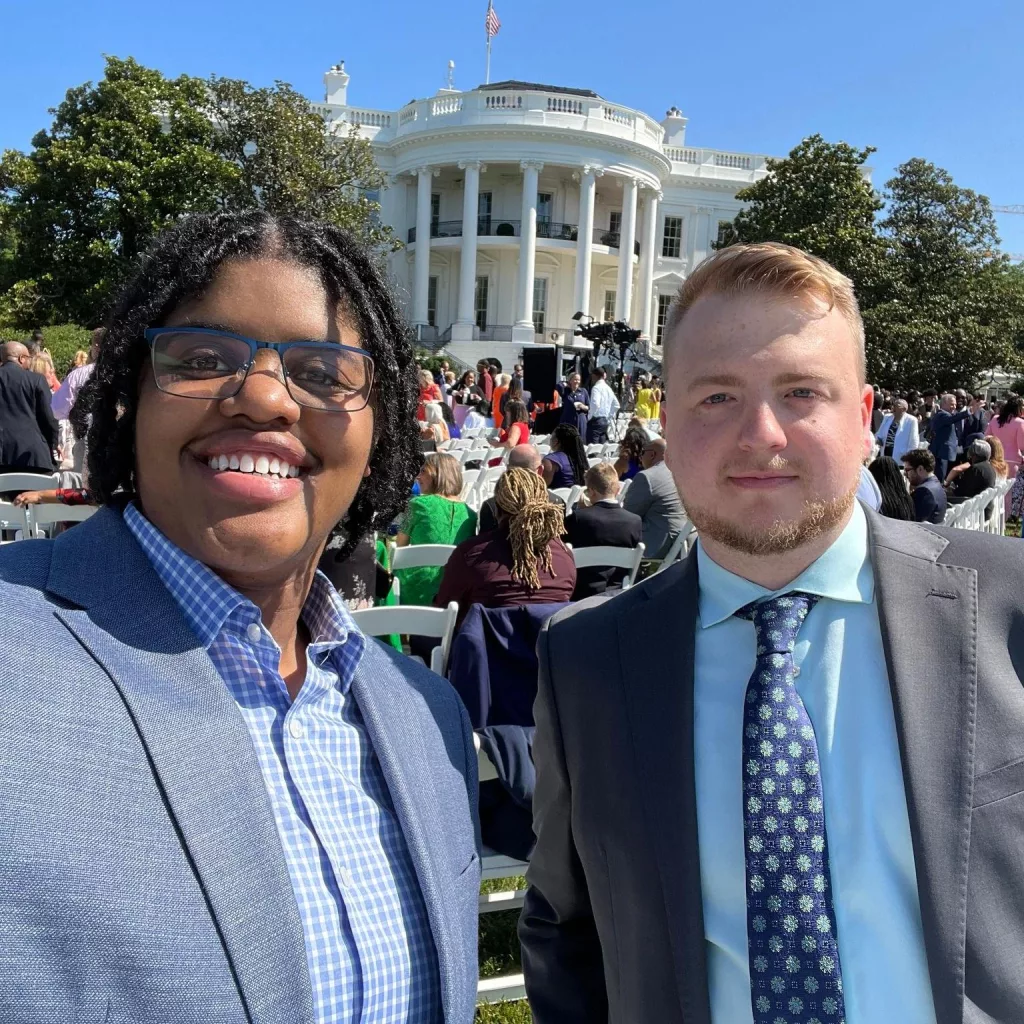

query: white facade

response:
[315,63,773,359]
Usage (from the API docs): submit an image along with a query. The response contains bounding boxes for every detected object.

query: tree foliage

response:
[720,140,1024,391]
[722,135,887,303]
[0,56,393,328]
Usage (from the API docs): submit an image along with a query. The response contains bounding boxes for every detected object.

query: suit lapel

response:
[867,512,976,1024]
[351,640,471,1022]
[47,510,315,1024]
[617,559,712,1024]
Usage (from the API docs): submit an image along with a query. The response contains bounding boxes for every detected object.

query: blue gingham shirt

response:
[124,504,440,1023]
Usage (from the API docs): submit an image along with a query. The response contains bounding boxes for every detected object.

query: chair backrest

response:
[350,601,459,676]
[550,487,572,504]
[459,469,481,502]
[390,543,457,572]
[0,472,58,495]
[617,479,632,504]
[471,464,506,508]
[28,504,99,535]
[569,542,646,585]
[585,444,605,456]
[565,484,584,510]
[655,520,697,571]
[0,501,30,539]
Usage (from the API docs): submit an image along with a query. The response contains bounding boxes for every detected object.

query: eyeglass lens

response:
[152,331,373,411]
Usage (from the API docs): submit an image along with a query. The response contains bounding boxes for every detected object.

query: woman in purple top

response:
[541,424,589,490]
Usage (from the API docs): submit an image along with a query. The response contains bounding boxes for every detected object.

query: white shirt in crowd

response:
[874,413,921,462]
[588,378,620,422]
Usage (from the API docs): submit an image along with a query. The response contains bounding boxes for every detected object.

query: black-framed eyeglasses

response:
[143,327,375,413]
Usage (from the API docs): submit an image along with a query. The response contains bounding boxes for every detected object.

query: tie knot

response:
[736,593,818,654]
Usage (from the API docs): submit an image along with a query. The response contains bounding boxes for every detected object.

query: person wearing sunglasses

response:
[0,211,480,1024]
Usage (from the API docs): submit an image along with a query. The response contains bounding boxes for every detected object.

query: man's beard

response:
[680,463,859,557]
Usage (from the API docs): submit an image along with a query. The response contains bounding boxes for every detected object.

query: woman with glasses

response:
[0,211,480,1024]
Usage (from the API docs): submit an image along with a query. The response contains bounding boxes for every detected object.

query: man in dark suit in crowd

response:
[928,392,970,483]
[0,341,59,475]
[478,445,564,533]
[961,393,990,451]
[521,241,1024,1023]
[903,448,948,524]
[563,462,642,599]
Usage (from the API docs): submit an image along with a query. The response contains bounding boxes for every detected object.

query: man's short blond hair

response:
[663,242,866,382]
[584,461,620,499]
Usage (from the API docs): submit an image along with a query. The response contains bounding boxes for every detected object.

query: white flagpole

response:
[485,5,492,85]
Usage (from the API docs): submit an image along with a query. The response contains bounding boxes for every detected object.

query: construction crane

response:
[990,206,1024,261]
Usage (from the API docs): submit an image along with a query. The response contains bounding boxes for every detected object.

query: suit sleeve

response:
[622,471,653,520]
[519,622,609,1022]
[35,377,59,452]
[912,485,937,523]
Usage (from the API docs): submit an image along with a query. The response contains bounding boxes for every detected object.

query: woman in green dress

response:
[394,452,477,605]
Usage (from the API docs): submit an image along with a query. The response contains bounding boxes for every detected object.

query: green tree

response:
[0,56,393,328]
[865,159,1023,390]
[718,134,888,303]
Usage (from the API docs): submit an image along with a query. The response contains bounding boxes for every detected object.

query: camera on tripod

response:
[571,311,641,397]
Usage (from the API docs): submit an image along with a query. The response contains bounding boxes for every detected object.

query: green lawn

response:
[475,876,532,1023]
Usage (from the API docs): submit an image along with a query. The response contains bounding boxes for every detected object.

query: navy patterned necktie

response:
[736,594,846,1024]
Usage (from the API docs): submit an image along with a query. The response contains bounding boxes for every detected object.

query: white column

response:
[412,166,437,326]
[573,165,601,317]
[638,188,661,341]
[453,160,484,340]
[614,176,639,323]
[514,160,543,339]
[696,205,715,266]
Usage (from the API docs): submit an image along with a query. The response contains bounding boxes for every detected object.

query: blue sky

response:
[3,0,1022,254]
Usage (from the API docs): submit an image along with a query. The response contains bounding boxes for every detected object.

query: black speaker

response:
[522,347,557,404]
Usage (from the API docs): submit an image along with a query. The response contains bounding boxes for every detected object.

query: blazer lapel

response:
[351,639,473,1022]
[867,511,977,1024]
[47,510,315,1024]
[617,558,712,1024]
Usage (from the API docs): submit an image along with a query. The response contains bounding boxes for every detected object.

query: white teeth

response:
[206,452,301,478]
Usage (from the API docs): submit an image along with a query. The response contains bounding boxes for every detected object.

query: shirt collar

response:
[696,501,873,629]
[124,504,360,690]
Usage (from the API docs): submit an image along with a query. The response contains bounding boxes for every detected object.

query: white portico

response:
[314,65,773,358]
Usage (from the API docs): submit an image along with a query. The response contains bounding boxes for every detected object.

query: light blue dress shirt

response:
[694,502,937,1023]
[123,504,440,1024]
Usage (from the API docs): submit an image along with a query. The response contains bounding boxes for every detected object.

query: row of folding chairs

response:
[0,471,101,543]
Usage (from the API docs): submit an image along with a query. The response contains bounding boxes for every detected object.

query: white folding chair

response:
[468,464,506,510]
[617,478,632,504]
[389,543,458,603]
[350,601,459,676]
[459,469,480,502]
[569,542,646,587]
[536,445,551,456]
[531,434,549,446]
[27,503,100,537]
[565,484,584,510]
[585,444,605,456]
[587,456,605,468]
[0,472,59,495]
[0,501,30,543]
[655,520,697,572]
[550,487,572,504]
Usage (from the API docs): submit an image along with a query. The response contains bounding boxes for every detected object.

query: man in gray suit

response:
[521,241,1024,1023]
[621,436,686,559]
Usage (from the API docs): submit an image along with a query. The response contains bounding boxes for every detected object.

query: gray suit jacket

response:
[621,460,687,560]
[0,508,480,1024]
[520,509,1024,1023]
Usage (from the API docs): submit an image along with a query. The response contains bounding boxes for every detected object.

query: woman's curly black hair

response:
[550,423,589,486]
[72,210,422,560]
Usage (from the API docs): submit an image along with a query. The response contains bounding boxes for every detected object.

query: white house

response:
[314,63,773,364]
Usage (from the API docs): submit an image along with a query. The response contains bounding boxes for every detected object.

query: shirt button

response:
[246,622,261,643]
[337,866,353,890]
[793,666,802,677]
[288,719,304,739]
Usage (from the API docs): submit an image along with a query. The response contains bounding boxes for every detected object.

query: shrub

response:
[0,323,93,379]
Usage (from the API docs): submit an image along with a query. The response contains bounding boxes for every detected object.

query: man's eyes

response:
[702,393,731,405]
[700,388,819,406]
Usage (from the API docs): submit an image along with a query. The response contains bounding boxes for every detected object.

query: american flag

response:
[485,1,501,37]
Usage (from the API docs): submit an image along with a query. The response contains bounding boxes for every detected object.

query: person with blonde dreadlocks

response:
[435,467,576,632]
